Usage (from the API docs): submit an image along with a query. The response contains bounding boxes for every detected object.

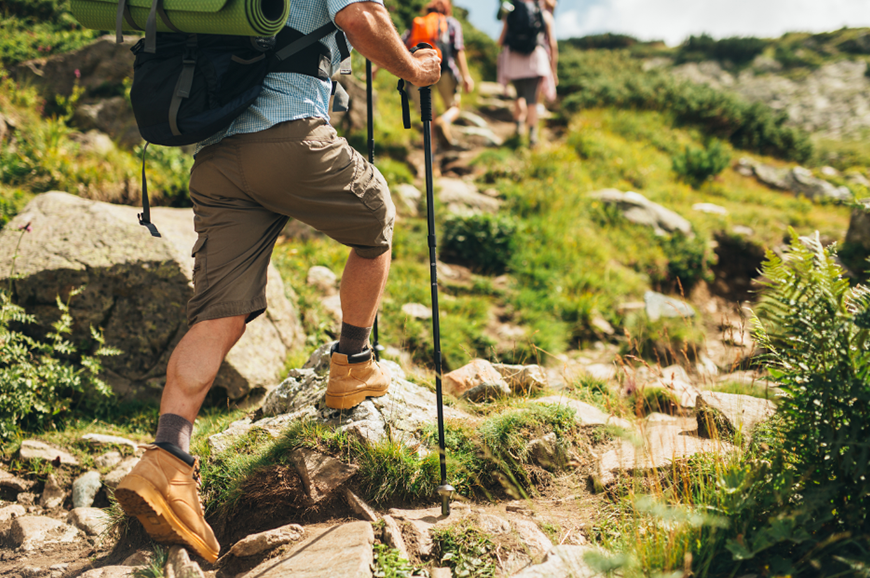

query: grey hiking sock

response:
[155,413,194,454]
[529,126,539,146]
[338,322,372,356]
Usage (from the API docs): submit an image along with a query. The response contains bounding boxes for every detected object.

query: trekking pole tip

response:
[437,484,454,516]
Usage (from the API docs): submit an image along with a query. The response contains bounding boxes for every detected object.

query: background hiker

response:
[538,0,559,112]
[401,0,475,149]
[497,0,556,146]
[114,0,440,563]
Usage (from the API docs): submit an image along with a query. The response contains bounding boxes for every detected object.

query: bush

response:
[564,33,643,51]
[0,286,120,440]
[441,213,517,275]
[660,231,714,291]
[672,139,731,188]
[676,34,768,66]
[0,0,97,67]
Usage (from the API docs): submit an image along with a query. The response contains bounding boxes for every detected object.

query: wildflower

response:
[74,69,81,79]
[18,222,32,233]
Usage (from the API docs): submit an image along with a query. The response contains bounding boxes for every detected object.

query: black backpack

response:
[124,23,350,236]
[504,0,544,55]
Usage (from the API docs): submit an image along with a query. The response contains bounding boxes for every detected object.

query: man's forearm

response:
[335,2,439,86]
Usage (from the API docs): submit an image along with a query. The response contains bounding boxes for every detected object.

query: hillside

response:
[1,3,869,578]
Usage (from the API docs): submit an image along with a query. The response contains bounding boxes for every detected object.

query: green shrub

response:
[672,139,731,188]
[0,0,97,67]
[676,34,768,66]
[660,231,714,291]
[0,286,120,440]
[432,525,498,578]
[441,213,517,275]
[564,33,644,51]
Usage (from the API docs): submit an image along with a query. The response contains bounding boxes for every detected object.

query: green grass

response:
[431,524,498,578]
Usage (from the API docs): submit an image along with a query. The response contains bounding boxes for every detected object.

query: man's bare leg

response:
[340,248,391,329]
[160,315,247,424]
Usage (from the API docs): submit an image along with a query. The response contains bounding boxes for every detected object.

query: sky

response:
[456,0,870,46]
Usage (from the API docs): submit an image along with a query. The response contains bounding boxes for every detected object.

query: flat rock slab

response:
[67,507,111,536]
[511,519,553,557]
[239,521,374,578]
[79,567,140,578]
[596,425,735,487]
[0,504,27,522]
[11,515,82,550]
[533,396,632,430]
[104,457,139,489]
[95,451,124,470]
[230,523,305,558]
[512,546,603,578]
[19,440,78,465]
[696,391,776,441]
[81,434,139,451]
[0,467,35,491]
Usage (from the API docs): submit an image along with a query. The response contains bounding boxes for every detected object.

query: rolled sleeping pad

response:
[71,0,289,38]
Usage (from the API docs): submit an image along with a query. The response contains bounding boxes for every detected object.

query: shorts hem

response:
[188,296,267,326]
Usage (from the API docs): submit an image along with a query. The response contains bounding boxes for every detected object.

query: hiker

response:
[402,0,475,148]
[497,0,557,146]
[113,0,441,563]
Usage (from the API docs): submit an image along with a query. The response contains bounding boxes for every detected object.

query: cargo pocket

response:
[191,235,208,292]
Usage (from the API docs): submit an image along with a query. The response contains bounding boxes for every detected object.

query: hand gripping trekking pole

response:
[399,44,454,517]
[366,58,384,361]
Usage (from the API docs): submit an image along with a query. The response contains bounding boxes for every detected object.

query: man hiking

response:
[114,0,441,563]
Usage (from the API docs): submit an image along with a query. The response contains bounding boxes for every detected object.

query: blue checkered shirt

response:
[196,0,382,153]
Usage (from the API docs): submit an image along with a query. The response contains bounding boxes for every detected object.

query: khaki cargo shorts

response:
[186,117,395,325]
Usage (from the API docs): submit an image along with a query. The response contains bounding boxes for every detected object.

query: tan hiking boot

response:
[326,346,391,410]
[115,445,220,563]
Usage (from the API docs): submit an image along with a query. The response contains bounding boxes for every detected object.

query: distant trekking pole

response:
[399,44,454,517]
[366,58,383,361]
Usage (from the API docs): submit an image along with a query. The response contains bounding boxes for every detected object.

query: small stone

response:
[345,488,378,522]
[306,266,338,296]
[401,302,432,319]
[461,381,511,402]
[81,433,139,451]
[290,448,358,503]
[19,440,79,466]
[40,474,66,509]
[104,457,138,489]
[0,467,35,492]
[527,433,566,470]
[95,451,123,470]
[121,551,153,566]
[444,360,509,399]
[72,471,102,508]
[696,391,776,441]
[229,523,305,557]
[381,515,409,561]
[590,316,616,336]
[492,363,548,394]
[67,507,111,536]
[430,569,452,578]
[644,291,695,322]
[17,492,37,505]
[165,546,205,578]
[11,516,81,550]
[0,504,27,522]
[476,513,511,534]
[692,203,728,215]
[512,519,553,557]
[533,396,632,430]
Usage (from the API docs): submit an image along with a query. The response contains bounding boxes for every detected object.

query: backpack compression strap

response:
[138,143,161,238]
[115,0,180,51]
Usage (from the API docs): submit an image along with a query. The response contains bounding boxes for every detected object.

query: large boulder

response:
[0,192,304,401]
[72,97,141,149]
[14,35,137,99]
[696,391,776,441]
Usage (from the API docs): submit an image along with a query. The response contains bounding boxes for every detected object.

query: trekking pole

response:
[399,44,454,517]
[366,58,383,362]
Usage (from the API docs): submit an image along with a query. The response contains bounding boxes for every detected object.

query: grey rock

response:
[443,359,509,398]
[381,515,410,561]
[527,433,566,470]
[696,391,776,441]
[229,523,305,558]
[17,492,37,505]
[533,396,632,430]
[455,125,504,147]
[476,513,511,535]
[846,172,870,188]
[81,433,138,451]
[393,183,423,217]
[291,448,358,503]
[590,189,692,236]
[104,457,138,489]
[165,545,205,578]
[78,567,138,578]
[95,451,124,470]
[121,551,153,566]
[238,521,374,578]
[72,471,102,508]
[67,507,111,536]
[40,474,66,509]
[648,365,701,409]
[306,266,337,296]
[345,488,379,522]
[512,519,553,557]
[11,516,81,550]
[303,341,337,374]
[492,363,547,395]
[19,440,78,466]
[692,203,728,215]
[845,199,870,252]
[72,98,141,148]
[207,419,254,454]
[512,546,603,577]
[644,291,696,321]
[788,166,851,202]
[437,178,501,215]
[0,504,27,522]
[0,193,304,402]
[461,380,511,402]
[0,467,35,492]
[401,302,432,319]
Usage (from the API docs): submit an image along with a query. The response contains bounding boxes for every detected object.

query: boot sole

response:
[325,385,389,410]
[115,475,219,563]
